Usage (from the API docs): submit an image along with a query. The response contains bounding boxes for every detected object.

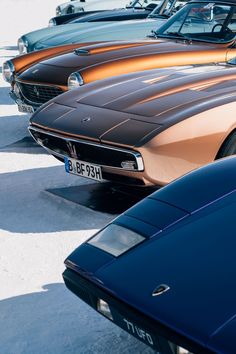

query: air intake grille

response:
[18,82,63,104]
[29,129,141,170]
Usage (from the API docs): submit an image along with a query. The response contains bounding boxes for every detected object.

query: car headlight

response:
[48,18,57,27]
[68,72,84,90]
[56,6,62,16]
[87,224,145,257]
[2,60,15,83]
[18,37,28,54]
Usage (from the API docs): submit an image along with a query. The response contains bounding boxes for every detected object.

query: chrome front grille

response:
[17,82,63,104]
[29,127,144,171]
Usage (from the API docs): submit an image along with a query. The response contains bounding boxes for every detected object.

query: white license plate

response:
[17,102,34,114]
[65,157,103,181]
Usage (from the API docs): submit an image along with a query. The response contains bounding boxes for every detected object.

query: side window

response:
[228,9,236,32]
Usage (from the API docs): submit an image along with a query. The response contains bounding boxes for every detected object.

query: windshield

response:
[157,2,236,43]
[127,0,161,8]
[149,0,187,17]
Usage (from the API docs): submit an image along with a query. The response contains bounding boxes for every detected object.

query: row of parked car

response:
[2,0,236,353]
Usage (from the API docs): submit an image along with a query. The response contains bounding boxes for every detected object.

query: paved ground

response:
[0,2,156,353]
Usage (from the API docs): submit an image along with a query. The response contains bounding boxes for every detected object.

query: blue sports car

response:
[63,156,236,354]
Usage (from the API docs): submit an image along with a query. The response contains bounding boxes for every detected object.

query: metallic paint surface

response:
[29,64,236,186]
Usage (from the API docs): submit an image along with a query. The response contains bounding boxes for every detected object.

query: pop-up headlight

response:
[88,224,145,257]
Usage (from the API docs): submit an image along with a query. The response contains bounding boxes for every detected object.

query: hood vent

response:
[74,48,90,56]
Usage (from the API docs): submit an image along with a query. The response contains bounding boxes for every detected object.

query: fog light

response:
[121,160,136,170]
[97,299,113,320]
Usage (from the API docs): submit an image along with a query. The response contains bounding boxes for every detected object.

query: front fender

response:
[12,41,100,74]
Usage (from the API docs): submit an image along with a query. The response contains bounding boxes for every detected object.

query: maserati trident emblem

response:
[152,284,170,297]
[33,86,40,98]
[66,141,77,159]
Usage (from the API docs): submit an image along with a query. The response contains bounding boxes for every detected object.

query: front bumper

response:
[9,88,40,113]
[63,267,210,354]
[10,81,64,113]
[29,125,148,186]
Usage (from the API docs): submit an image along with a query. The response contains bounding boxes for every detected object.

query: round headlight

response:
[48,18,57,27]
[2,60,15,83]
[68,72,84,90]
[18,37,28,55]
[56,6,62,16]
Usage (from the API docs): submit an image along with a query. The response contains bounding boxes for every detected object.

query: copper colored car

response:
[29,62,236,186]
[4,0,236,113]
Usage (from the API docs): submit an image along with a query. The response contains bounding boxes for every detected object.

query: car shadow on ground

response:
[48,183,157,215]
[0,163,157,232]
[0,114,30,149]
[0,283,157,354]
[0,86,16,105]
[0,165,113,233]
[0,136,47,154]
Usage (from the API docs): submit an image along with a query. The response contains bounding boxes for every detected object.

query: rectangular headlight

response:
[88,224,145,257]
[97,299,113,321]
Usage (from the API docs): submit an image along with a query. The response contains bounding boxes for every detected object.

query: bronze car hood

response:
[30,64,236,147]
[18,40,224,86]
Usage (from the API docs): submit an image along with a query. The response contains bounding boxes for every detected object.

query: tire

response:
[217,131,236,158]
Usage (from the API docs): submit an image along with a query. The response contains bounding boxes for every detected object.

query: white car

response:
[56,0,130,16]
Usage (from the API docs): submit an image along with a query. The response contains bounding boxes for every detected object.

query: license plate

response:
[17,102,34,114]
[65,157,103,181]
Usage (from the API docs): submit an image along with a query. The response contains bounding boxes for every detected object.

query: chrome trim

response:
[68,72,84,89]
[48,18,56,27]
[2,60,15,83]
[152,284,170,297]
[18,37,28,54]
[29,126,144,171]
[15,80,64,106]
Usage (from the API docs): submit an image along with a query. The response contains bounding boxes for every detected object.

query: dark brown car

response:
[4,0,236,113]
[29,62,236,186]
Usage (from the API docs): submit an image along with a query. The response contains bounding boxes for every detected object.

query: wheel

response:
[217,131,236,158]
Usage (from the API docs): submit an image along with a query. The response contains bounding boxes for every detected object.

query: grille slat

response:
[18,82,63,104]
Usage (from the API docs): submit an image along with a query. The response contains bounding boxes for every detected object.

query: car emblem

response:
[81,117,91,123]
[152,284,170,297]
[66,141,77,159]
[33,86,40,97]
